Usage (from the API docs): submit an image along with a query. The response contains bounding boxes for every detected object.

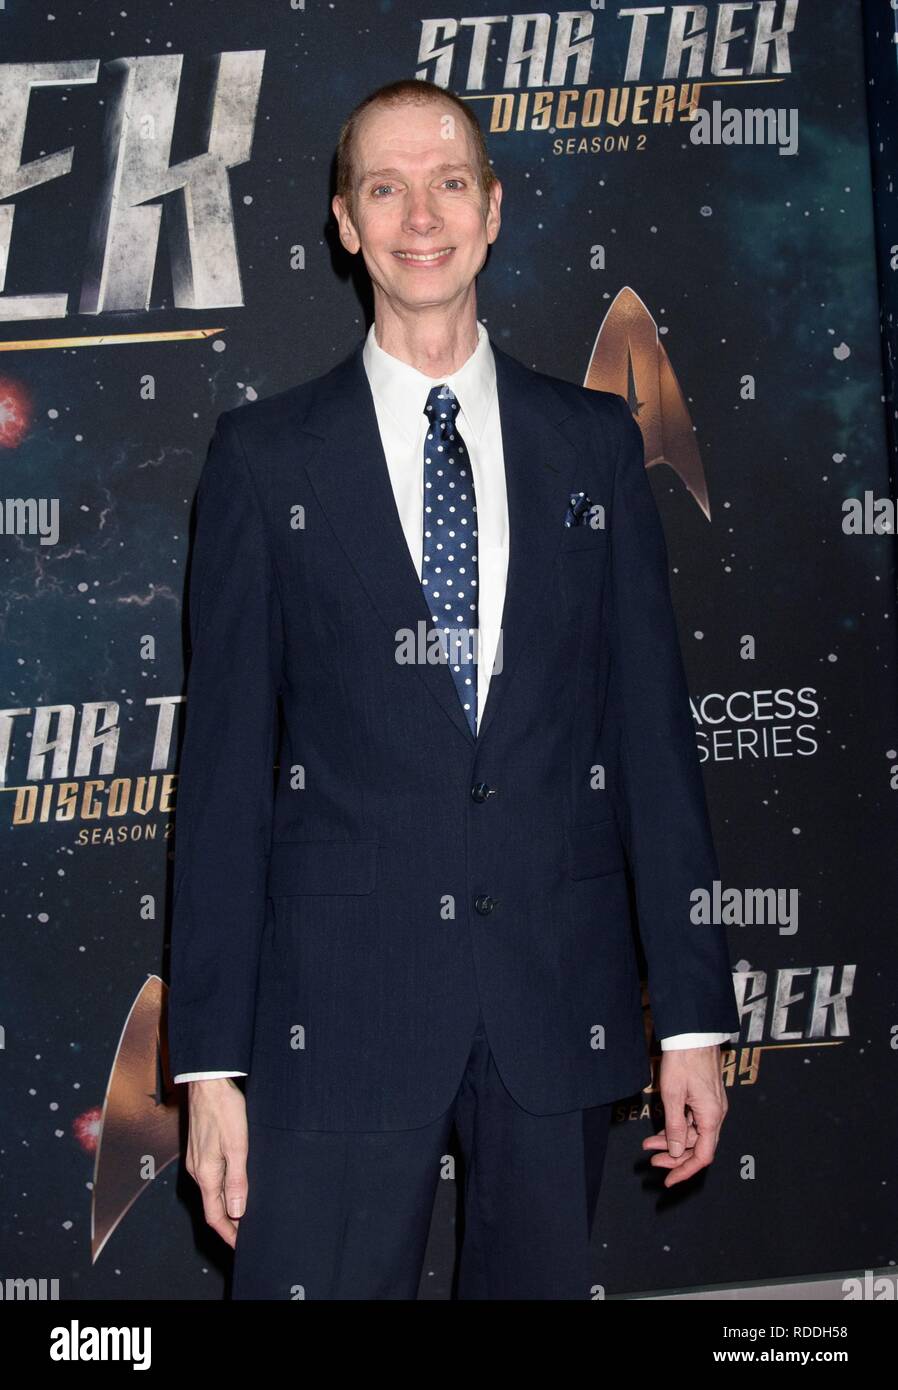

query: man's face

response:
[332,100,502,314]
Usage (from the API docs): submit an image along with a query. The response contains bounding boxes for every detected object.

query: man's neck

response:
[372,297,480,378]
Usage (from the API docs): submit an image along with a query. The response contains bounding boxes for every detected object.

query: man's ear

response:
[332,194,361,254]
[485,180,502,246]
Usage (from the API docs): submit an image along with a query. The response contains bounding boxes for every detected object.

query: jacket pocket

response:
[266,838,378,896]
[558,525,607,555]
[566,818,626,879]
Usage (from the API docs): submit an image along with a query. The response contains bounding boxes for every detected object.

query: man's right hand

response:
[184,1077,249,1248]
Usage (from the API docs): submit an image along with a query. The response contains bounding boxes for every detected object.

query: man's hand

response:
[642,1044,728,1188]
[184,1077,249,1247]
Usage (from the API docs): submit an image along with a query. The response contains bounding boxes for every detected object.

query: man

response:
[168,77,740,1300]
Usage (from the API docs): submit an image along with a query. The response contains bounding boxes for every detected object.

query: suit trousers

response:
[230,1012,614,1299]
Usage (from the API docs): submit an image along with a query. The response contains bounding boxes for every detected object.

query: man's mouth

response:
[392,247,454,264]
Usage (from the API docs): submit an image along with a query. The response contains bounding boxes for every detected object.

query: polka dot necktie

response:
[421,383,479,736]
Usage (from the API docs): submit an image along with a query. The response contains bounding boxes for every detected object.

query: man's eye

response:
[371,184,394,197]
[444,179,465,190]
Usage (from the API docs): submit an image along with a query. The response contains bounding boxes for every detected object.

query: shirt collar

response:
[362,318,495,445]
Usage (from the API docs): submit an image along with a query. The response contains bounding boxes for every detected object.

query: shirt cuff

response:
[173,1070,248,1083]
[659,1032,733,1050]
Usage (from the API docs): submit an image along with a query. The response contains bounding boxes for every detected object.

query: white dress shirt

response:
[175,321,731,1082]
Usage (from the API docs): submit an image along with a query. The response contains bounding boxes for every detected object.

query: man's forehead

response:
[359,101,460,134]
[356,157,475,182]
[356,106,472,159]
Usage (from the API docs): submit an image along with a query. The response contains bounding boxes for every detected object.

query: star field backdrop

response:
[1,1,896,1300]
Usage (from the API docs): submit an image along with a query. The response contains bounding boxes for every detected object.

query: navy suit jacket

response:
[167,334,741,1131]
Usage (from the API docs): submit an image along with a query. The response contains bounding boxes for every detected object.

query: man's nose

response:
[402,187,442,235]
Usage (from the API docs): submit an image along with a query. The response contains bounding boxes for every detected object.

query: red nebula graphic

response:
[73,1106,102,1155]
[0,377,31,448]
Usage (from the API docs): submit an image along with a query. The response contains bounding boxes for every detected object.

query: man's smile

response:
[392,247,455,266]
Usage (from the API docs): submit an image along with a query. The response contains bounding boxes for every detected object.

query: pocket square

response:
[564,491,591,527]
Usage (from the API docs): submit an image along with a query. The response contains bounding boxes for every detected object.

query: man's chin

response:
[382,282,466,312]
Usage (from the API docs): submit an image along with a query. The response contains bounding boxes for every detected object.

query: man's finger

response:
[660,1124,721,1187]
[641,1123,698,1153]
[659,1088,689,1157]
[195,1163,239,1246]
[223,1143,249,1220]
[646,1136,698,1170]
[199,1194,238,1247]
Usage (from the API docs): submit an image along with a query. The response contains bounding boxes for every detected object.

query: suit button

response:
[474,894,497,915]
[471,782,494,802]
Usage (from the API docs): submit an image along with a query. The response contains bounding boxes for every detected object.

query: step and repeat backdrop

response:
[1,1,896,1300]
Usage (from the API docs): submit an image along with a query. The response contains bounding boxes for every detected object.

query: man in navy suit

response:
[168,77,740,1300]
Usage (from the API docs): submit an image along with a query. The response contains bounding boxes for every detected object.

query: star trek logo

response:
[0,697,185,831]
[416,4,799,137]
[584,287,712,519]
[0,52,264,350]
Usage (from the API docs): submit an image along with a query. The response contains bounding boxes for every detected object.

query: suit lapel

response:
[477,343,581,743]
[298,336,584,747]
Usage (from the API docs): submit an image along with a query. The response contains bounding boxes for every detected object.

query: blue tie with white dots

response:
[421,383,479,736]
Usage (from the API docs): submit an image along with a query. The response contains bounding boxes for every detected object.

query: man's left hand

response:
[641,1045,728,1188]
